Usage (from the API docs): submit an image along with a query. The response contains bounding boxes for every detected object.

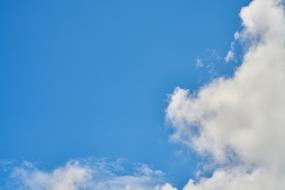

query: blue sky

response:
[0,0,251,188]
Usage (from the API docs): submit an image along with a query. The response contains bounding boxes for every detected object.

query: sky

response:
[2,0,285,189]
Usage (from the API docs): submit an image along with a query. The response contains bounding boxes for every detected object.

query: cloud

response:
[11,161,90,190]
[8,160,177,190]
[3,1,284,190]
[225,41,236,63]
[195,57,204,68]
[225,50,234,63]
[183,167,285,190]
[167,0,285,189]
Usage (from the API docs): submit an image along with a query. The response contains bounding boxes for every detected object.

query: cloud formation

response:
[3,0,284,190]
[225,50,234,63]
[167,0,285,189]
[10,160,177,190]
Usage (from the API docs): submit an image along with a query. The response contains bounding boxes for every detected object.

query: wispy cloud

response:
[5,160,177,190]
[224,50,234,63]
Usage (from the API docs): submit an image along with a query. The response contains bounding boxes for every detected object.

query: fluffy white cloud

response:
[12,161,90,190]
[10,161,177,190]
[167,0,285,189]
[4,1,284,190]
[183,167,285,190]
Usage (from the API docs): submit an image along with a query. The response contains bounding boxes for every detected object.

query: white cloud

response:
[160,183,178,190]
[12,161,90,190]
[183,167,285,190]
[10,160,177,190]
[225,50,234,63]
[4,1,285,190]
[225,41,236,63]
[167,0,285,189]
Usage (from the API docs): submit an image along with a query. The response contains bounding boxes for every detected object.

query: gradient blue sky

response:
[0,0,250,188]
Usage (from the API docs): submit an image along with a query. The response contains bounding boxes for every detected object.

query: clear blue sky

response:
[0,0,250,188]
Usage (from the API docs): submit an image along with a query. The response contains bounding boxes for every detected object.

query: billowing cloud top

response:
[167,0,285,189]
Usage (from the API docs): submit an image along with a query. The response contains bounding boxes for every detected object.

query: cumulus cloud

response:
[167,0,285,189]
[3,1,284,190]
[183,167,285,190]
[11,161,90,190]
[8,160,177,190]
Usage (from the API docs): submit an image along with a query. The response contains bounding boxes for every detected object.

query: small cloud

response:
[234,31,240,40]
[225,39,236,63]
[224,50,235,63]
[195,57,204,68]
